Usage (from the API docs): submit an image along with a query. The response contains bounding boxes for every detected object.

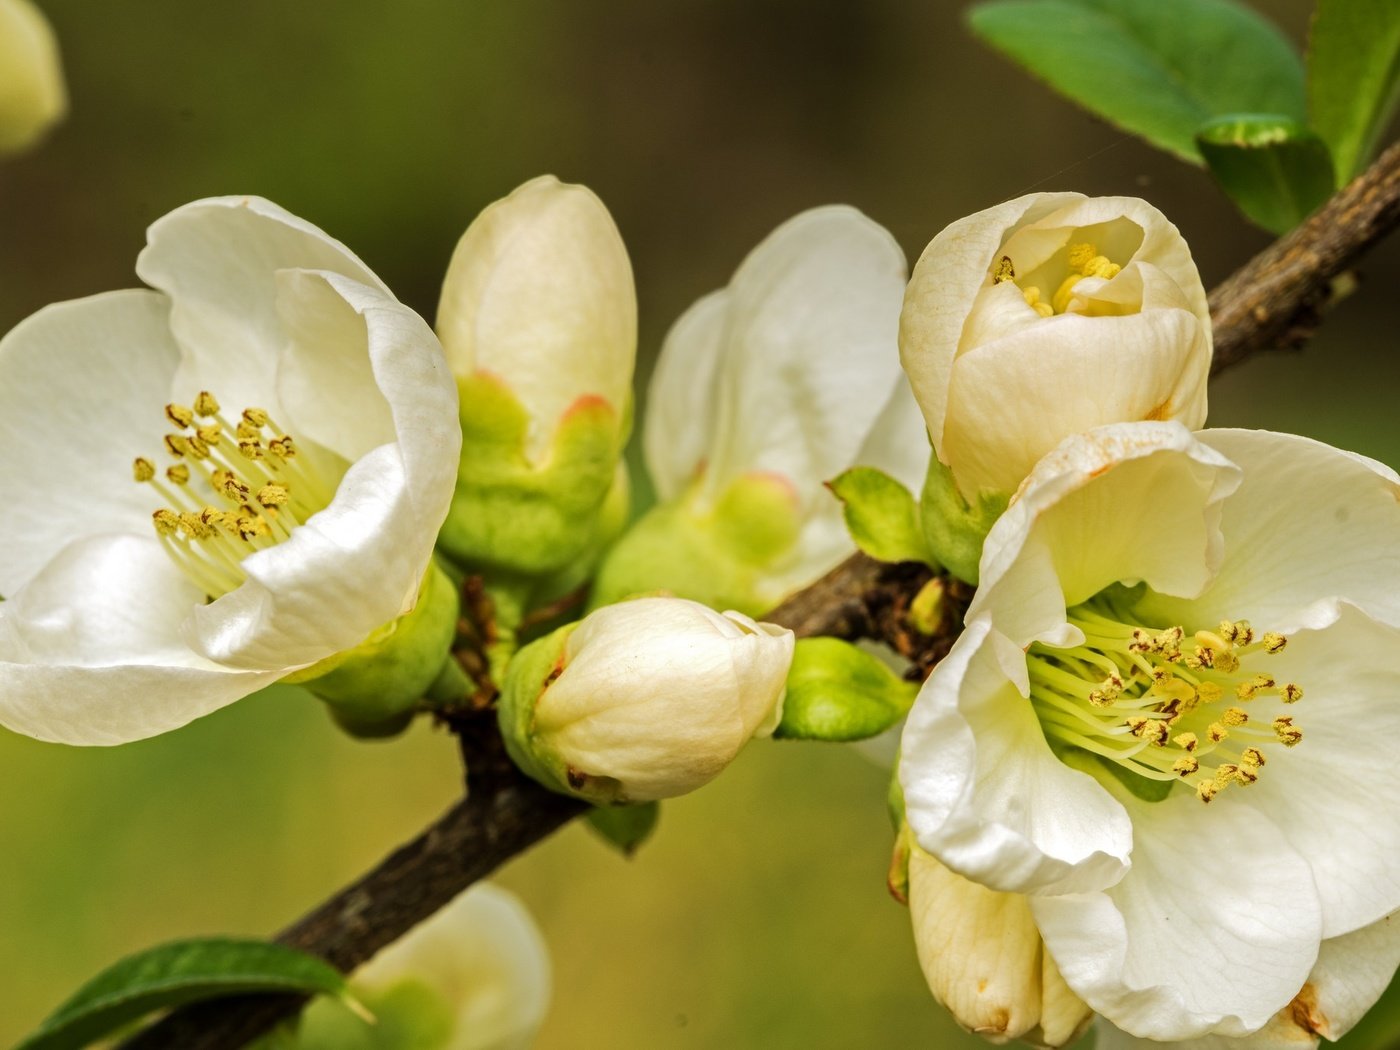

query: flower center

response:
[993,240,1123,317]
[1027,597,1303,804]
[133,391,336,599]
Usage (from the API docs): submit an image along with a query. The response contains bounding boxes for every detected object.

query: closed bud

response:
[0,0,65,155]
[498,597,794,803]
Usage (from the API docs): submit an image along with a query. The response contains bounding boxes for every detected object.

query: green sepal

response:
[589,472,803,617]
[1197,114,1336,233]
[888,821,914,906]
[438,373,626,578]
[289,560,460,739]
[919,456,1008,586]
[17,938,361,1050]
[496,622,585,799]
[887,754,906,832]
[774,637,917,742]
[586,801,660,856]
[828,467,935,566]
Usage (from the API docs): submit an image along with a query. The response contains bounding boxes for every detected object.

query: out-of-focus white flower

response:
[901,422,1400,1043]
[499,596,794,803]
[0,196,460,744]
[900,194,1211,502]
[0,0,65,154]
[593,205,926,615]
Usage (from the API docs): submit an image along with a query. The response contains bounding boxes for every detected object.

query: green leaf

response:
[775,638,917,742]
[586,801,660,856]
[1197,114,1336,233]
[828,467,932,565]
[968,0,1306,163]
[1308,0,1400,182]
[17,938,357,1050]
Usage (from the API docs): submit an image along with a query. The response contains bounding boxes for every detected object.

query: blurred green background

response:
[2,1,1399,1046]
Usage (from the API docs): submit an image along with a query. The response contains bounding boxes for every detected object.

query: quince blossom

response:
[0,0,64,154]
[0,197,459,744]
[900,422,1400,1044]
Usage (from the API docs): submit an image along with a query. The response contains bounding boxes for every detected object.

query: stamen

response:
[165,404,194,429]
[194,391,220,417]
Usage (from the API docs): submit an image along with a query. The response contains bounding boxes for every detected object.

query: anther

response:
[1208,722,1229,743]
[992,256,1015,284]
[1241,747,1266,769]
[193,391,221,416]
[164,434,189,458]
[1197,781,1219,804]
[133,457,156,483]
[1173,756,1199,777]
[1173,731,1198,752]
[1273,717,1303,746]
[257,484,289,509]
[242,407,269,428]
[238,441,265,460]
[165,404,194,429]
[1281,683,1303,704]
[1222,707,1249,726]
[152,509,180,536]
[1262,632,1287,654]
[166,464,190,485]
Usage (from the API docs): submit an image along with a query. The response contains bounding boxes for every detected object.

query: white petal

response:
[971,423,1241,648]
[643,289,728,501]
[0,289,182,596]
[1094,1017,1318,1050]
[0,0,65,153]
[436,176,636,459]
[854,373,931,494]
[900,618,1133,896]
[0,534,278,743]
[702,205,908,513]
[351,883,551,1050]
[900,192,1083,455]
[186,279,459,671]
[1136,429,1400,632]
[1032,794,1322,1041]
[942,308,1211,497]
[136,196,384,419]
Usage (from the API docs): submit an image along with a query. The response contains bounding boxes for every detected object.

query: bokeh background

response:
[3,1,1399,1046]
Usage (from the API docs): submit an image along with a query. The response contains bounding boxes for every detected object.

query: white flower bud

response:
[900,193,1210,501]
[499,597,794,803]
[0,0,65,154]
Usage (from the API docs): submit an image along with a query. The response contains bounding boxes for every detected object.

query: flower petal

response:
[0,289,182,597]
[901,617,1133,896]
[0,0,66,154]
[0,534,278,743]
[971,423,1241,648]
[1032,793,1322,1041]
[136,196,384,418]
[855,375,931,494]
[643,289,728,501]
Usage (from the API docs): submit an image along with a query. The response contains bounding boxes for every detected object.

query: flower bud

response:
[900,193,1210,504]
[908,846,1091,1048]
[436,176,636,577]
[0,0,65,155]
[499,597,794,803]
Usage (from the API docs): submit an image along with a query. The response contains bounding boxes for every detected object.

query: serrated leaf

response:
[1308,0,1400,182]
[968,0,1305,163]
[586,801,660,857]
[775,638,917,742]
[1197,114,1336,233]
[18,938,356,1050]
[828,467,932,565]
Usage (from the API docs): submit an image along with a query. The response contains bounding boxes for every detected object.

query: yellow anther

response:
[152,509,180,536]
[1262,632,1287,654]
[1281,683,1303,704]
[242,407,269,428]
[1196,682,1223,704]
[165,403,194,429]
[238,440,265,461]
[1185,646,1213,670]
[1173,731,1199,752]
[164,434,189,458]
[1215,764,1240,787]
[269,436,297,459]
[1082,256,1120,279]
[1173,755,1199,777]
[1218,620,1238,643]
[1214,650,1240,674]
[1208,722,1229,743]
[1197,780,1219,804]
[1230,764,1259,785]
[1222,706,1249,726]
[1067,243,1097,272]
[1251,673,1275,690]
[236,421,261,441]
[1127,717,1170,745]
[194,391,221,416]
[1273,717,1303,746]
[257,484,289,509]
[1233,621,1255,645]
[166,464,190,485]
[236,515,269,541]
[1241,747,1266,769]
[1021,285,1054,317]
[1130,629,1155,653]
[133,457,156,483]
[186,435,210,460]
[196,426,221,445]
[992,255,1015,284]
[1088,690,1113,708]
[179,512,212,539]
[1236,681,1257,701]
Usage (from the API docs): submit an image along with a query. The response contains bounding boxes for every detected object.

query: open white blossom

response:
[0,0,65,154]
[900,194,1211,501]
[0,196,459,744]
[901,422,1400,1043]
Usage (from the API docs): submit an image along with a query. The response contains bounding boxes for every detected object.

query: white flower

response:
[499,596,794,803]
[0,0,65,154]
[0,196,460,744]
[900,422,1400,1042]
[291,883,551,1050]
[900,194,1211,501]
[595,205,926,613]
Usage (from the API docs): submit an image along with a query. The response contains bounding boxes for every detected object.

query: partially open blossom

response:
[592,205,927,615]
[435,175,636,577]
[274,884,551,1050]
[900,423,1400,1043]
[499,597,793,803]
[0,196,460,744]
[900,194,1211,503]
[0,0,64,155]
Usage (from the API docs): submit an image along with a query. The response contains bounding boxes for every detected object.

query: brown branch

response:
[120,140,1400,1050]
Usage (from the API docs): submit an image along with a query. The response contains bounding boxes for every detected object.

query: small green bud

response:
[775,637,917,742]
[919,454,1008,585]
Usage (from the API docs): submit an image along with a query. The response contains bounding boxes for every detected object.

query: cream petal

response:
[0,0,65,154]
[942,309,1211,497]
[643,289,728,501]
[0,289,182,597]
[971,423,1241,648]
[702,205,908,514]
[136,196,384,419]
[1093,1017,1318,1049]
[1032,794,1322,1042]
[900,617,1133,896]
[0,534,278,743]
[854,374,931,494]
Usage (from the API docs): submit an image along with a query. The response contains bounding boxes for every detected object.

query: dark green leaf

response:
[17,938,357,1050]
[586,801,660,856]
[968,0,1305,163]
[1308,0,1400,182]
[828,467,932,566]
[776,638,917,742]
[1197,114,1336,233]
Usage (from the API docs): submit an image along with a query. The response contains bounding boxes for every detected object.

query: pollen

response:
[193,391,221,416]
[992,255,1015,284]
[165,403,194,429]
[133,457,156,483]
